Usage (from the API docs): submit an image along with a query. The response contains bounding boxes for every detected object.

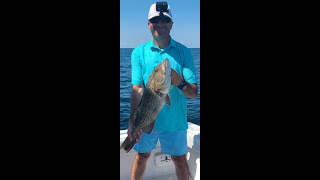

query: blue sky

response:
[120,0,200,48]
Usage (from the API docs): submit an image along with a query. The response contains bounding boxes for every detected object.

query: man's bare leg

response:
[171,154,190,180]
[131,152,151,180]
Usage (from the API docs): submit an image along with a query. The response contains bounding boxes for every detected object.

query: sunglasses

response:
[149,16,172,24]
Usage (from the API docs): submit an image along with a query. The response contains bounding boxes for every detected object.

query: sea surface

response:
[120,48,200,130]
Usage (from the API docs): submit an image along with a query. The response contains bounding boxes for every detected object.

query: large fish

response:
[120,58,172,153]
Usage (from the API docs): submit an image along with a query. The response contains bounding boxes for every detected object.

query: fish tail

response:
[120,137,136,153]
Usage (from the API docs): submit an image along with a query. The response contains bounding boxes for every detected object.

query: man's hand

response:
[127,125,143,143]
[171,68,184,86]
[171,68,198,98]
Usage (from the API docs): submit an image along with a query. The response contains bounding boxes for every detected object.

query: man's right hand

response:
[127,125,143,143]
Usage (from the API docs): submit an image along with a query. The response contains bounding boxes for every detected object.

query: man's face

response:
[148,16,173,38]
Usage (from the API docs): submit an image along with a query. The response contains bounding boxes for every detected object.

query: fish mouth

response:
[162,59,169,66]
[162,59,171,75]
[157,62,171,94]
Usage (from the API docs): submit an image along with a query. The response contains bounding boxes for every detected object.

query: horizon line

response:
[120,47,200,48]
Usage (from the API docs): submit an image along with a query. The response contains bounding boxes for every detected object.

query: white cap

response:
[148,2,172,20]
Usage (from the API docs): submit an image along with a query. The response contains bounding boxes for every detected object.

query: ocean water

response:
[120,48,200,130]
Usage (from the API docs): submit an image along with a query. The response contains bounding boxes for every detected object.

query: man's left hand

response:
[171,68,183,86]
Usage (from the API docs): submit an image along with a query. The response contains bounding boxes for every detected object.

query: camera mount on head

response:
[156,1,168,16]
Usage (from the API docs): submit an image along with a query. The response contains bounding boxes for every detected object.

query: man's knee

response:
[136,152,151,164]
[171,154,187,166]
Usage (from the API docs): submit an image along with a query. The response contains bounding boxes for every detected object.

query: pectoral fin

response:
[143,120,155,134]
[165,94,171,106]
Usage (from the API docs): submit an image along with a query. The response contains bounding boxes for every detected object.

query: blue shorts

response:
[133,129,188,156]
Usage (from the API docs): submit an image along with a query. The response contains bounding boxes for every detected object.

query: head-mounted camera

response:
[156,2,169,13]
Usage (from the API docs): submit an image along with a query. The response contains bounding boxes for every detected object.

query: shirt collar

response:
[150,36,176,51]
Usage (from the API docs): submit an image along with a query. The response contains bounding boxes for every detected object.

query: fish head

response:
[147,58,171,95]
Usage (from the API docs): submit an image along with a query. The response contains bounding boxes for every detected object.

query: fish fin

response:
[165,94,171,106]
[120,136,136,153]
[143,120,155,134]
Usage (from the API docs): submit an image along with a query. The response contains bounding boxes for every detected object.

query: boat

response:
[120,122,200,180]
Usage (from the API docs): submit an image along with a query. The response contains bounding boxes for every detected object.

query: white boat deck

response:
[120,122,200,180]
[144,173,193,180]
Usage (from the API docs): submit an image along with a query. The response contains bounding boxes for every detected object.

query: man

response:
[127,2,198,180]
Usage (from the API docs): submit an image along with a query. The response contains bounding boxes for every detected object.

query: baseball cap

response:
[148,2,173,20]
